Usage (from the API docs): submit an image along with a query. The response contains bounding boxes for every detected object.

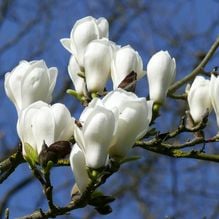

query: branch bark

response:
[0,145,25,183]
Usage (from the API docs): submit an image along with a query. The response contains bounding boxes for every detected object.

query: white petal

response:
[84,39,112,92]
[210,74,219,126]
[111,46,143,89]
[17,101,48,154]
[102,88,138,111]
[51,103,74,141]
[74,125,86,152]
[17,108,37,155]
[97,17,109,38]
[31,105,55,154]
[136,99,153,139]
[110,116,133,157]
[21,67,49,108]
[146,100,153,124]
[68,56,86,95]
[4,72,17,108]
[82,105,115,168]
[111,99,149,157]
[72,18,100,66]
[188,76,211,123]
[79,98,102,122]
[147,50,176,104]
[70,144,90,193]
[6,61,30,111]
[60,38,73,54]
[48,67,58,99]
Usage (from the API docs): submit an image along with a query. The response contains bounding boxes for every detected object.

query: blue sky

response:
[1,0,219,218]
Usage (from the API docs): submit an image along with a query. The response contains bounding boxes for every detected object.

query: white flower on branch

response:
[209,74,219,128]
[68,55,86,96]
[187,76,212,123]
[111,45,144,89]
[4,60,57,114]
[17,101,74,156]
[70,143,90,193]
[84,38,116,92]
[74,100,115,169]
[60,16,109,67]
[102,89,153,158]
[146,50,176,105]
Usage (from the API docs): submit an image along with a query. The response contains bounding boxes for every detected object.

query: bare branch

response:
[168,36,219,93]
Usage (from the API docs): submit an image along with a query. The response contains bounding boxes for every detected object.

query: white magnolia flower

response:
[60,16,109,67]
[102,89,153,158]
[111,45,144,89]
[84,38,116,92]
[68,56,86,95]
[187,76,211,123]
[17,101,74,155]
[70,144,90,193]
[209,74,219,128]
[4,60,57,114]
[147,50,176,104]
[74,100,115,169]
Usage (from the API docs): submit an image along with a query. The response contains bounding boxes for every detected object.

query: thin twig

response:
[44,170,56,211]
[135,140,219,163]
[0,145,25,183]
[168,36,219,93]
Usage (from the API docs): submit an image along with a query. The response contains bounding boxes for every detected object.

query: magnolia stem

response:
[44,170,56,210]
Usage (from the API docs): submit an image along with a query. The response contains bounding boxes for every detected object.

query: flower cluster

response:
[72,89,152,192]
[4,16,179,195]
[61,16,176,101]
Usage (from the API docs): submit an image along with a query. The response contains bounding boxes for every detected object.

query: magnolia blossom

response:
[17,101,74,155]
[102,89,153,158]
[147,50,176,104]
[70,144,90,193]
[209,74,219,128]
[187,76,211,123]
[74,101,115,169]
[111,45,144,89]
[68,56,86,95]
[60,16,109,67]
[84,38,116,92]
[4,60,57,113]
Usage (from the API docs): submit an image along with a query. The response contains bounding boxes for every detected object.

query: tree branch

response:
[135,135,219,163]
[18,161,120,219]
[168,36,219,93]
[0,145,25,183]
